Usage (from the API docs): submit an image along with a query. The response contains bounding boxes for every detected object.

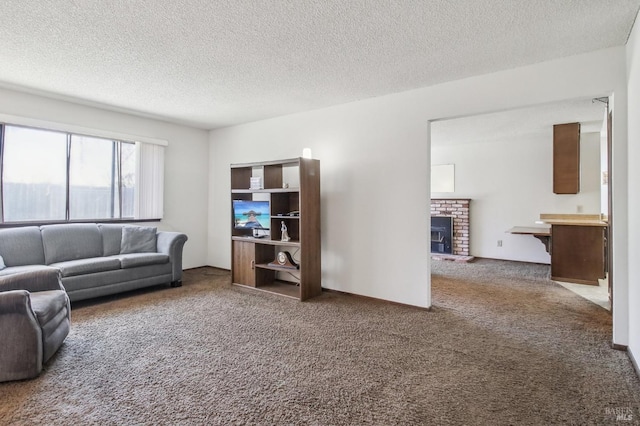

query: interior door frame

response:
[607,106,613,313]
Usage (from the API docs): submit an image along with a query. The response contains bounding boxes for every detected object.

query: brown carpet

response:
[1,259,639,425]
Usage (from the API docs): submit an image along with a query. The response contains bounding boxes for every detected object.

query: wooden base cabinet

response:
[232,240,275,287]
[230,158,321,301]
[550,224,606,285]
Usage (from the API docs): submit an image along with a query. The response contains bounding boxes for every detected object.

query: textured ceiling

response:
[0,0,638,129]
[431,98,608,146]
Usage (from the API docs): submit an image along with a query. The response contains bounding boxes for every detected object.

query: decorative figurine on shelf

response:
[281,221,291,242]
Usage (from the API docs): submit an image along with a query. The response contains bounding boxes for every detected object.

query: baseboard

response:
[185,265,230,272]
[469,256,551,266]
[612,343,640,380]
[628,347,640,380]
[612,343,628,351]
[322,288,432,311]
[192,267,432,310]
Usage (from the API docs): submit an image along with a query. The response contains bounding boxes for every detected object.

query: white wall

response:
[209,100,432,307]
[0,87,210,269]
[209,47,629,322]
[626,13,640,362]
[431,131,601,264]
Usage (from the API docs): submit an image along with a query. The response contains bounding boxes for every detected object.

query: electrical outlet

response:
[497,240,503,247]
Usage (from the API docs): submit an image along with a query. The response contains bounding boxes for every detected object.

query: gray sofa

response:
[0,223,188,302]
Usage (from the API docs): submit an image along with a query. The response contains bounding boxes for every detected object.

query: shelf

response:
[255,263,301,272]
[272,215,300,219]
[233,280,300,299]
[232,236,300,247]
[231,188,300,194]
[231,158,302,168]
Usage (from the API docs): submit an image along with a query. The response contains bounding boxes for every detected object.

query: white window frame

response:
[0,114,166,224]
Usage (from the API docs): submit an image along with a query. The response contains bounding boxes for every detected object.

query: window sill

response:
[0,218,162,228]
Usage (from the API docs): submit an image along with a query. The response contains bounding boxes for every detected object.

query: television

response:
[233,200,270,230]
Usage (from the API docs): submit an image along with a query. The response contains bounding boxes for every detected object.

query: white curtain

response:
[135,142,165,219]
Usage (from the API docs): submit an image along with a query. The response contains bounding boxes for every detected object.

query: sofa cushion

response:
[120,226,157,254]
[41,224,103,264]
[29,290,69,326]
[50,257,122,278]
[61,263,172,294]
[0,227,45,266]
[99,224,124,256]
[0,255,5,270]
[0,265,57,277]
[118,253,169,269]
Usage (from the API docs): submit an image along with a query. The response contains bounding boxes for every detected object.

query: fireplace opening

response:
[431,216,453,254]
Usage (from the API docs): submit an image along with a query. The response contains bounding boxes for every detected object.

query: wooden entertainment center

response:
[230,158,321,301]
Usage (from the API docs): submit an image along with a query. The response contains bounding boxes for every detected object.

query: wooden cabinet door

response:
[551,225,605,285]
[553,123,580,194]
[232,241,255,287]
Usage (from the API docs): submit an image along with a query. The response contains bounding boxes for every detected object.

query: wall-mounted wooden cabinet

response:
[230,158,321,301]
[553,122,580,194]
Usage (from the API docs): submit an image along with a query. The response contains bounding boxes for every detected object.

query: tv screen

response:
[233,200,270,229]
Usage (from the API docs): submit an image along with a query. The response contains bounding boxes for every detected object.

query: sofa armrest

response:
[0,289,43,381]
[156,232,188,282]
[0,290,35,315]
[0,269,64,293]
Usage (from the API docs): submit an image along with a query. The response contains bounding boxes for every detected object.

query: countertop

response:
[507,226,551,236]
[537,213,608,227]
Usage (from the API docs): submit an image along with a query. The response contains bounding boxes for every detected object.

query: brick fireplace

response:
[430,199,470,256]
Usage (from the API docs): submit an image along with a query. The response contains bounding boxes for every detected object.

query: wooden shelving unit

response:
[230,158,321,301]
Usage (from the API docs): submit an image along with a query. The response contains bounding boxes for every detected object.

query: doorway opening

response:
[429,97,612,311]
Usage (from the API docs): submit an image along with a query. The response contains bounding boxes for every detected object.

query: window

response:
[2,126,67,222]
[0,124,164,224]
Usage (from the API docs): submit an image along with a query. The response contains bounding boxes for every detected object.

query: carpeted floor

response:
[1,259,639,425]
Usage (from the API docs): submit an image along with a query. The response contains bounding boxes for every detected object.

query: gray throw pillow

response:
[120,226,158,254]
[0,255,5,270]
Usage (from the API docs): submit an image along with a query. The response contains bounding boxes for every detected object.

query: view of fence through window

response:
[1,125,136,222]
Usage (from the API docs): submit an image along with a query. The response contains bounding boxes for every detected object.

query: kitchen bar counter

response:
[538,213,607,227]
[508,214,607,285]
[507,226,551,253]
[507,226,551,236]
